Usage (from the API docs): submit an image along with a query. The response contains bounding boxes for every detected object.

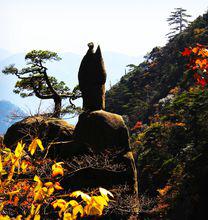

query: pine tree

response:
[2,50,81,118]
[166,8,191,39]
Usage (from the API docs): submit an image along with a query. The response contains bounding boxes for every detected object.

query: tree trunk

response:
[53,95,62,118]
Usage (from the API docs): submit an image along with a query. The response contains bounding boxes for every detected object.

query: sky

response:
[0,0,208,56]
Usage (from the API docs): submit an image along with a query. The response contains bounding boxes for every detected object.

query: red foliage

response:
[181,48,192,56]
[131,121,143,131]
[182,44,208,87]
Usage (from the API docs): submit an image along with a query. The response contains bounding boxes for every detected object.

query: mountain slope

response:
[106,11,208,126]
[135,88,208,219]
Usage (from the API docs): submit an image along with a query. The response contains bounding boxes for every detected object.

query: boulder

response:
[3,116,74,151]
[74,110,130,152]
[73,110,138,195]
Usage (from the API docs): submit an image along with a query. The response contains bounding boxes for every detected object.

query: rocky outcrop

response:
[3,116,74,150]
[78,43,106,111]
[74,110,130,152]
[71,110,138,194]
[72,44,139,202]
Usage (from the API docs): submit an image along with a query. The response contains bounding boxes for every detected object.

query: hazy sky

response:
[1,0,208,56]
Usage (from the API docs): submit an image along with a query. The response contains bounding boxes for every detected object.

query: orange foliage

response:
[163,122,185,128]
[157,185,172,196]
[182,44,208,87]
[0,140,113,219]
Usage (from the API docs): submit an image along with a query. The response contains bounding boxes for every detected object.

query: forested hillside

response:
[105,10,208,219]
[106,11,208,127]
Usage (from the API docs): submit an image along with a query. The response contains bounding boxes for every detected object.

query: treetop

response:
[25,50,62,64]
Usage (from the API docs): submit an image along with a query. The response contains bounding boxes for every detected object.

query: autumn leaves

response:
[0,139,114,219]
[52,188,114,219]
[182,44,208,87]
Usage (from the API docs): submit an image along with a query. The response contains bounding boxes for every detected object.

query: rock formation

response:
[78,42,106,111]
[74,110,130,152]
[73,43,138,197]
[3,116,74,157]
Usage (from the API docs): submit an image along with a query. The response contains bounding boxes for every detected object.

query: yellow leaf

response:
[44,182,53,187]
[72,204,84,218]
[2,148,11,154]
[30,204,35,216]
[0,215,11,220]
[30,204,41,217]
[81,193,91,203]
[34,191,43,202]
[15,141,25,158]
[33,177,44,201]
[70,190,83,197]
[7,164,15,181]
[21,160,29,173]
[52,199,67,209]
[67,200,79,207]
[34,188,47,202]
[15,215,22,220]
[36,139,44,151]
[70,191,91,203]
[63,213,74,220]
[99,188,114,202]
[0,202,5,212]
[92,196,108,206]
[54,182,64,190]
[42,187,48,193]
[35,204,41,214]
[28,139,38,156]
[7,189,20,200]
[34,214,40,220]
[84,202,103,216]
[63,213,73,220]
[52,162,64,177]
[34,175,42,188]
[34,175,43,191]
[3,149,12,162]
[48,186,54,196]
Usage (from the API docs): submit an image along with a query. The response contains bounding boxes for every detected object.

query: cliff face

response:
[106,11,208,126]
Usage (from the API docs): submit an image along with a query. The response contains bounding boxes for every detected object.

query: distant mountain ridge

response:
[0,100,26,135]
[0,49,11,61]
